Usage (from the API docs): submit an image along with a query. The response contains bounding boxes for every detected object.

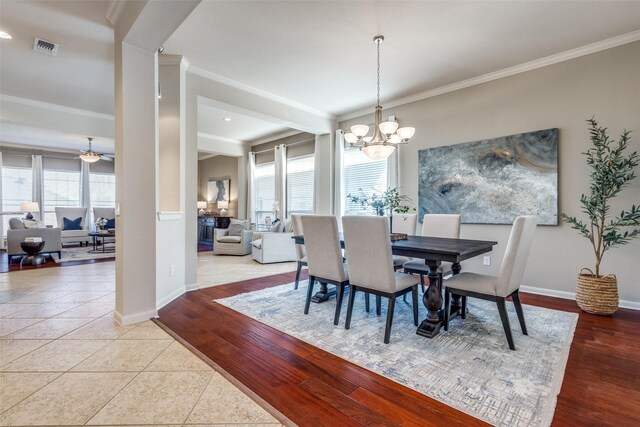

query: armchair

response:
[251,231,297,264]
[55,207,89,246]
[213,220,253,256]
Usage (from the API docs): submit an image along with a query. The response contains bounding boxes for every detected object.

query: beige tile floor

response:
[0,262,283,426]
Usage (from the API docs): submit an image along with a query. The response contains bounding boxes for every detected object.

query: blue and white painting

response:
[418,128,558,225]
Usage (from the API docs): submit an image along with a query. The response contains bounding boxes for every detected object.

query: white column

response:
[313,133,335,215]
[114,41,158,325]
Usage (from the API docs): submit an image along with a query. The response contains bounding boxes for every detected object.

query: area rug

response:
[197,253,297,288]
[216,281,578,427]
[54,246,115,263]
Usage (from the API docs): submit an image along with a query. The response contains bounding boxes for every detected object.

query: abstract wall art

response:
[208,176,230,203]
[418,128,558,225]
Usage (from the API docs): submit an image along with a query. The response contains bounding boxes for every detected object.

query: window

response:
[90,173,115,208]
[287,155,314,216]
[43,170,80,225]
[254,162,275,225]
[2,166,32,236]
[343,147,388,215]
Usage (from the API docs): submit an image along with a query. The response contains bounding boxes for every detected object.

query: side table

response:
[20,241,46,268]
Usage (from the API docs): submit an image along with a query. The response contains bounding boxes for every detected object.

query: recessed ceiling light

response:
[223,117,231,122]
[0,31,12,39]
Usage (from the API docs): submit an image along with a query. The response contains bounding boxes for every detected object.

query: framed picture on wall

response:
[208,176,230,203]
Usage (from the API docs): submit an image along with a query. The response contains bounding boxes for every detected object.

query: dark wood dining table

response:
[292,233,498,339]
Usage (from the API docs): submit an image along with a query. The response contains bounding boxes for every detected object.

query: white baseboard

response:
[185,282,198,292]
[114,308,158,326]
[520,285,640,311]
[156,286,186,310]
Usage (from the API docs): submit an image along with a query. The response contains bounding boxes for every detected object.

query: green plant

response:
[348,187,415,216]
[562,118,640,277]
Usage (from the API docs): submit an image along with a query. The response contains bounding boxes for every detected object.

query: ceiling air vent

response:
[33,38,59,56]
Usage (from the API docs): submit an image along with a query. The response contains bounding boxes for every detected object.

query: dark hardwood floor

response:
[156,272,640,426]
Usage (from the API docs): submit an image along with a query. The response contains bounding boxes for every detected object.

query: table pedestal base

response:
[416,318,443,338]
[311,283,336,303]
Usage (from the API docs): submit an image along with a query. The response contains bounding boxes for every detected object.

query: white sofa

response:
[251,231,297,264]
[55,207,89,246]
[6,218,62,263]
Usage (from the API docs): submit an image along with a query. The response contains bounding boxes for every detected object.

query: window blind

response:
[343,147,388,215]
[287,155,314,216]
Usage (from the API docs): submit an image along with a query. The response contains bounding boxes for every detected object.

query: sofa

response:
[7,218,62,263]
[251,230,297,264]
[55,207,89,246]
[213,219,253,256]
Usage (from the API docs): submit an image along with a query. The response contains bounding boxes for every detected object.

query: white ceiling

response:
[1,1,640,153]
[164,1,640,117]
[0,121,114,154]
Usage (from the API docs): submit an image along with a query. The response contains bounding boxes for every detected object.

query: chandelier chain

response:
[376,39,381,106]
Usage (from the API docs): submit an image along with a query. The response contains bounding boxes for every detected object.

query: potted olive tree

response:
[562,118,639,315]
[348,187,415,231]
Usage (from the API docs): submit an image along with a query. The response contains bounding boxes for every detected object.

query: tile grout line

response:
[181,369,217,425]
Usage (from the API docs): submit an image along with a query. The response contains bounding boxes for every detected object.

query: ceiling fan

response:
[76,137,113,163]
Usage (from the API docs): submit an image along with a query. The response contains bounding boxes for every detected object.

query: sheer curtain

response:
[333,129,346,222]
[274,144,287,219]
[80,161,91,225]
[31,154,44,220]
[387,145,399,189]
[246,152,256,223]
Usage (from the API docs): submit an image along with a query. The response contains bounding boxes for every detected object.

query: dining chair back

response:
[301,215,347,283]
[421,214,461,238]
[497,215,539,297]
[291,214,308,290]
[342,216,395,292]
[392,213,417,235]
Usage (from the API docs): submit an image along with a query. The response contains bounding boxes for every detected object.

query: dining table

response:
[292,233,498,339]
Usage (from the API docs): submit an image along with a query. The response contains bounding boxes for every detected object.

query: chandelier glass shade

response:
[345,35,415,160]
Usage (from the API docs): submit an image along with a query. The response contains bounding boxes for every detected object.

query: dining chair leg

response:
[496,297,515,351]
[376,295,382,316]
[334,284,346,325]
[461,295,467,319]
[419,274,426,293]
[294,261,302,290]
[444,289,451,331]
[345,286,357,329]
[384,297,396,344]
[511,290,528,335]
[411,285,419,326]
[304,276,315,314]
[364,292,370,313]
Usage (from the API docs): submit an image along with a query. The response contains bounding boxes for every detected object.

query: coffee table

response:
[88,231,115,253]
[20,241,46,268]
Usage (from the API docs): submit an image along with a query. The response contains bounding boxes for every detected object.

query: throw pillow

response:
[63,217,83,231]
[229,218,249,230]
[270,221,283,233]
[227,223,245,236]
[9,218,26,229]
[105,218,116,229]
[282,219,293,233]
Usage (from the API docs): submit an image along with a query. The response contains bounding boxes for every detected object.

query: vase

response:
[575,268,618,315]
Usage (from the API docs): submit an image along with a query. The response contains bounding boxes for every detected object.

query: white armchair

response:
[213,219,253,256]
[54,207,89,246]
[251,231,297,264]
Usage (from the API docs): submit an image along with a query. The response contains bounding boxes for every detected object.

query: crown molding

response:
[0,94,115,121]
[188,65,335,121]
[105,0,126,27]
[248,129,304,146]
[338,29,640,122]
[159,54,190,70]
[197,131,244,145]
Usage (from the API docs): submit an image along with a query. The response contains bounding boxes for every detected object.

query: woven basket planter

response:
[575,268,619,315]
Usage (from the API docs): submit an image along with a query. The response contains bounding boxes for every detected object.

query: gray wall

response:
[340,41,640,305]
[197,155,239,217]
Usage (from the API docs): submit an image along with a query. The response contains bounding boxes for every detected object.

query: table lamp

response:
[217,200,228,216]
[197,201,207,216]
[21,202,39,220]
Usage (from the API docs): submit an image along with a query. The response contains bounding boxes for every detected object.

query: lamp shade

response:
[397,127,416,140]
[197,201,207,209]
[344,133,358,144]
[217,200,229,209]
[361,144,395,160]
[21,202,39,213]
[79,153,100,163]
[379,121,399,136]
[351,125,369,138]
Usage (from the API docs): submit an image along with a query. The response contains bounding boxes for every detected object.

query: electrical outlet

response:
[170,265,175,276]
[483,256,491,266]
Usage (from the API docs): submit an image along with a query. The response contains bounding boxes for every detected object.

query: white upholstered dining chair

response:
[391,213,417,271]
[291,214,307,290]
[301,215,350,325]
[403,214,461,291]
[342,216,420,344]
[444,215,538,351]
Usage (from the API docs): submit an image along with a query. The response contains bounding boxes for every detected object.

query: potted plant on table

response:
[348,187,415,230]
[562,118,640,315]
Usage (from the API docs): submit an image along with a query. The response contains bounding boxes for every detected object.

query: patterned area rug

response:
[216,281,578,427]
[54,245,115,263]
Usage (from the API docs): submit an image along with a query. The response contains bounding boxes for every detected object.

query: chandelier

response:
[344,35,415,160]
